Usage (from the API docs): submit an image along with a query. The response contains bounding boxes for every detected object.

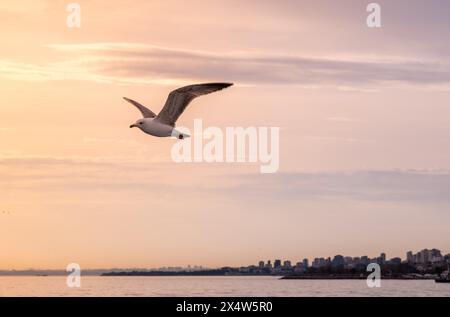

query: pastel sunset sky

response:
[1,0,450,269]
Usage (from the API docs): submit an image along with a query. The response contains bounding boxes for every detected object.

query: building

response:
[407,251,414,264]
[302,258,309,269]
[388,257,402,266]
[294,262,306,273]
[408,249,443,265]
[344,257,353,269]
[274,260,282,269]
[283,261,291,269]
[360,256,369,265]
[331,255,345,268]
[430,249,443,263]
[417,249,429,264]
[312,258,327,268]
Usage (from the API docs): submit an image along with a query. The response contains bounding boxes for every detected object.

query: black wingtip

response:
[214,82,233,89]
[204,82,233,87]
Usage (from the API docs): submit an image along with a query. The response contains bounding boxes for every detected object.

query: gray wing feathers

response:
[123,97,156,118]
[156,83,233,127]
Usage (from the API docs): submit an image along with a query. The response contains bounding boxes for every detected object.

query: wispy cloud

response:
[303,135,370,143]
[326,117,360,122]
[228,170,450,203]
[3,153,450,204]
[0,153,171,166]
[2,43,450,88]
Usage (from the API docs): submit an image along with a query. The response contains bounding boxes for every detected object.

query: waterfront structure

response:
[251,248,448,275]
[274,260,282,269]
[302,258,309,269]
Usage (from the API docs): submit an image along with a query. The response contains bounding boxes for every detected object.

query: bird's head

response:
[130,119,145,129]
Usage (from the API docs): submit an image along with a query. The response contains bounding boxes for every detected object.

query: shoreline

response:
[99,272,438,280]
[280,275,437,280]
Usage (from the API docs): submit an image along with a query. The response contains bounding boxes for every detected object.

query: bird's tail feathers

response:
[171,129,191,140]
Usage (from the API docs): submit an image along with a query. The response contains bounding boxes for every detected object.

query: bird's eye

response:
[139,122,143,125]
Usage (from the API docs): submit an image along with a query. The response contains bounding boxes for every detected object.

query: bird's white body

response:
[125,83,233,139]
[131,118,188,139]
[135,118,173,137]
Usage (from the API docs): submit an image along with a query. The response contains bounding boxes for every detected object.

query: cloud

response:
[326,117,359,122]
[2,43,450,88]
[0,154,175,194]
[82,137,145,146]
[2,153,450,204]
[0,154,237,193]
[232,170,450,203]
[302,135,370,143]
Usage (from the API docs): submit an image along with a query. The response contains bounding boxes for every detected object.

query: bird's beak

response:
[130,124,136,128]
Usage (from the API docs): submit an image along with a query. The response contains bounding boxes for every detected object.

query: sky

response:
[1,0,450,269]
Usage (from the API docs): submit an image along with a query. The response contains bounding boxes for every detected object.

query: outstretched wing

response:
[123,97,156,118]
[156,83,233,127]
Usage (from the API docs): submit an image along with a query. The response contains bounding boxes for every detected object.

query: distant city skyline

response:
[1,248,448,272]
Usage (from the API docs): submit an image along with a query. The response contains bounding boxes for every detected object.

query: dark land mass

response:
[102,263,442,280]
[281,274,435,280]
[101,270,268,277]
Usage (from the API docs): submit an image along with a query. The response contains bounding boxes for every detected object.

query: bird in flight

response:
[124,83,233,139]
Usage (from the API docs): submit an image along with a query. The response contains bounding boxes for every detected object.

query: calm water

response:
[0,276,449,297]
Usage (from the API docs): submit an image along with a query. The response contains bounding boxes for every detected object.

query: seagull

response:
[124,83,233,139]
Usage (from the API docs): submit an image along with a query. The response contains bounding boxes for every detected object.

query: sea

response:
[0,276,449,297]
